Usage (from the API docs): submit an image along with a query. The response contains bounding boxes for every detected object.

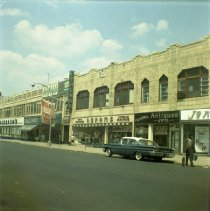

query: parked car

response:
[102,137,175,161]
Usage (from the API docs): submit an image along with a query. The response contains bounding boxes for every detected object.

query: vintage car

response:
[103,137,175,161]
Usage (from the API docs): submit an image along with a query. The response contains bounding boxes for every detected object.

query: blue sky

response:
[0,0,209,96]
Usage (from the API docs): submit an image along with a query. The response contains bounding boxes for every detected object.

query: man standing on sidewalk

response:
[185,135,196,167]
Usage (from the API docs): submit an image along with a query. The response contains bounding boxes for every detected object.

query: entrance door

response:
[63,126,69,143]
[170,130,180,153]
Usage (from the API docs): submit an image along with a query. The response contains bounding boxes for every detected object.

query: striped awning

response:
[73,122,130,127]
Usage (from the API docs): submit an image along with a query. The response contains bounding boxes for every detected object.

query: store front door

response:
[170,129,180,153]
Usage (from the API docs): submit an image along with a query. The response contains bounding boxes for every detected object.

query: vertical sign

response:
[68,70,74,114]
[41,99,55,124]
[195,126,209,153]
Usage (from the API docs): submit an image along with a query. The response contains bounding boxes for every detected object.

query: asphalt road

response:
[0,142,209,211]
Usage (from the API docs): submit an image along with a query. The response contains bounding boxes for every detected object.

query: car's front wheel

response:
[105,148,112,157]
[135,152,142,161]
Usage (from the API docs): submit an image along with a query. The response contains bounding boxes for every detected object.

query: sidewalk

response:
[1,139,210,168]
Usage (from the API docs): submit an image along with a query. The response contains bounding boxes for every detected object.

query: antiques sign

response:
[135,111,179,123]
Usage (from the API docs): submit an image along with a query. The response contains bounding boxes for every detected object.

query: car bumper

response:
[148,151,163,157]
[163,152,175,158]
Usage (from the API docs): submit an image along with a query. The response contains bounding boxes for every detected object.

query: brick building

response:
[71,35,210,154]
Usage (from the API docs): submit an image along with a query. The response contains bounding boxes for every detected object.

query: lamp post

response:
[31,82,54,146]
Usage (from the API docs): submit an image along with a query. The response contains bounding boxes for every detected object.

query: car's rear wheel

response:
[106,148,112,157]
[135,152,142,161]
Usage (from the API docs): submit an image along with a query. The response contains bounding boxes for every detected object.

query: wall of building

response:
[72,35,210,153]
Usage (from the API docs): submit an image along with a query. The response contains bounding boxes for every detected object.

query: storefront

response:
[0,117,24,139]
[72,115,134,144]
[20,116,41,141]
[180,108,210,155]
[135,111,180,152]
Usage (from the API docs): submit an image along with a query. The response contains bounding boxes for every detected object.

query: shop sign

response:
[42,83,58,97]
[154,125,168,135]
[135,111,179,123]
[0,117,24,126]
[181,109,210,121]
[58,80,69,95]
[195,126,209,153]
[74,115,131,125]
[41,99,55,125]
[24,116,41,125]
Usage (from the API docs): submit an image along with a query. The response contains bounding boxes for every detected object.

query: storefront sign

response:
[42,83,58,97]
[181,109,210,121]
[0,117,24,126]
[135,111,179,123]
[41,99,55,124]
[58,80,69,95]
[24,116,41,125]
[195,126,209,153]
[154,125,168,135]
[73,115,132,126]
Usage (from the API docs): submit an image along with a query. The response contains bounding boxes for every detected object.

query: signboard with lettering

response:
[73,115,132,126]
[42,83,58,97]
[195,126,209,153]
[0,117,24,126]
[24,116,41,125]
[41,99,55,125]
[58,80,69,95]
[135,111,179,124]
[181,109,210,121]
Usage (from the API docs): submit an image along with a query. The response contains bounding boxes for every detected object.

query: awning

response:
[20,125,37,131]
[73,122,131,127]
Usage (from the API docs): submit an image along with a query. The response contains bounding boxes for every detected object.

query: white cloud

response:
[0,50,66,95]
[45,0,86,7]
[101,39,123,56]
[131,22,151,37]
[156,38,167,48]
[84,57,112,70]
[130,19,169,38]
[156,19,169,31]
[0,7,28,17]
[14,20,103,59]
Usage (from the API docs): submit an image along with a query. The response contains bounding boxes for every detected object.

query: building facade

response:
[0,79,71,144]
[0,35,209,154]
[71,35,210,154]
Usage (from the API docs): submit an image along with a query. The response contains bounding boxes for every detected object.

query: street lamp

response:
[31,82,54,147]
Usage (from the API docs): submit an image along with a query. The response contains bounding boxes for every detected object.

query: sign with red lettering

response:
[41,99,55,124]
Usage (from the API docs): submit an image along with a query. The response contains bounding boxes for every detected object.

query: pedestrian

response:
[71,134,75,145]
[184,135,196,167]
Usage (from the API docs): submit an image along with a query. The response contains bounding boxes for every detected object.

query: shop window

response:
[93,86,109,108]
[114,81,134,106]
[76,90,89,110]
[159,75,168,101]
[141,79,149,103]
[177,66,209,99]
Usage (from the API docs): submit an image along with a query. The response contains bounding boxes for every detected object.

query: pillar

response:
[148,124,154,141]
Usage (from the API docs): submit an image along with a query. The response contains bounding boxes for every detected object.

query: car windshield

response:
[138,139,159,147]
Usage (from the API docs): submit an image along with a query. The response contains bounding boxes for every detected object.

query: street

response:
[0,141,209,211]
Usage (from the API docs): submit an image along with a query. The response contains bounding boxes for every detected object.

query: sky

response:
[0,0,209,96]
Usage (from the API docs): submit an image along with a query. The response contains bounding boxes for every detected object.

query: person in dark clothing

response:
[185,136,196,167]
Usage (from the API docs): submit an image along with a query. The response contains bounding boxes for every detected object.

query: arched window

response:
[93,86,109,108]
[178,66,209,98]
[76,90,89,110]
[159,75,168,101]
[141,79,149,103]
[114,81,134,106]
